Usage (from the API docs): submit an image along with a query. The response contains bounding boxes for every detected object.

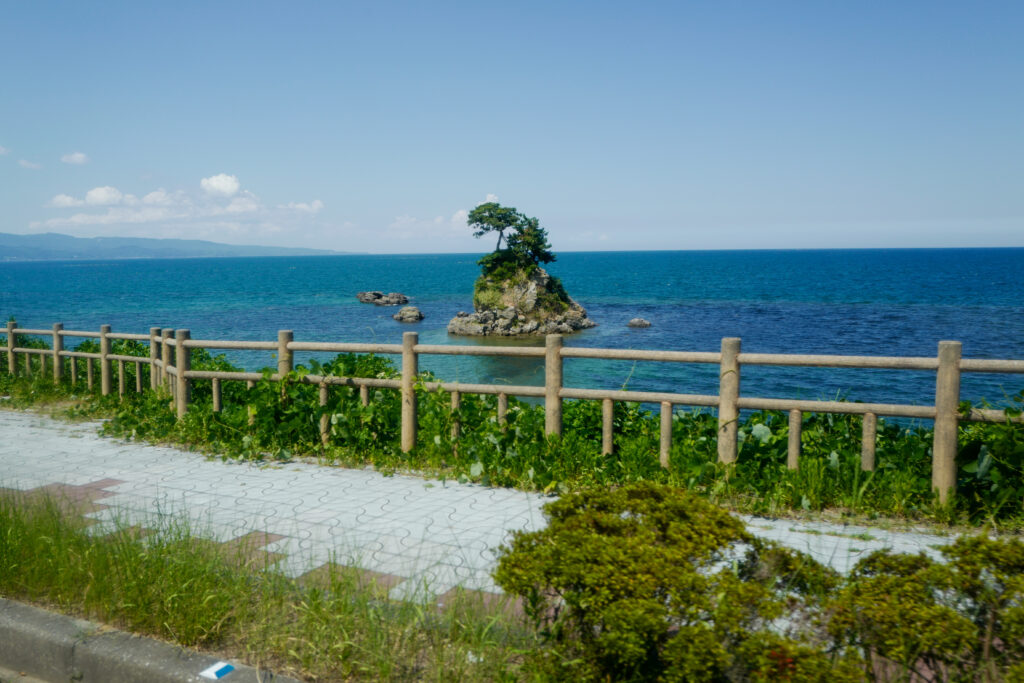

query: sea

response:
[2,248,1023,409]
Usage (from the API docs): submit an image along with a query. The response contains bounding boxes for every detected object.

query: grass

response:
[0,490,531,681]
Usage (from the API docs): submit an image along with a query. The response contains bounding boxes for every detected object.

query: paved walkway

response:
[0,409,957,602]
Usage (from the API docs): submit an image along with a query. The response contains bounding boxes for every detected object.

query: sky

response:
[1,1,1022,253]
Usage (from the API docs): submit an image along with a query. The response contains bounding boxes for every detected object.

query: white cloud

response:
[19,160,41,170]
[61,152,88,165]
[0,145,9,155]
[223,193,261,214]
[50,193,85,208]
[386,208,477,241]
[280,199,324,213]
[142,189,174,206]
[200,173,240,196]
[34,174,332,245]
[485,193,499,203]
[44,206,177,226]
[85,186,123,206]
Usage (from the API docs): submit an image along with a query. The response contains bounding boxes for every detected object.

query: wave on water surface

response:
[2,248,1022,407]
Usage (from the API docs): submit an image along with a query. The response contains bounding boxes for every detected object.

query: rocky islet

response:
[392,306,424,322]
[356,291,409,306]
[447,266,595,336]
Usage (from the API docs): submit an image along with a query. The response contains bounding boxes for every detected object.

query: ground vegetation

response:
[1,339,1022,527]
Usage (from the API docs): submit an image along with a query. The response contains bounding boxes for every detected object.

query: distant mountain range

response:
[0,232,356,261]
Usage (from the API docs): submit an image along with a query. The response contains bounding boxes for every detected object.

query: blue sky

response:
[1,1,1021,253]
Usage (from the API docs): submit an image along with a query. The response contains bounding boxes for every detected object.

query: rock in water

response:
[357,291,409,306]
[447,266,596,336]
[393,306,424,322]
[627,318,651,328]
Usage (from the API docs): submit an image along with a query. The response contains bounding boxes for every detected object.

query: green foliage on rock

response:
[455,203,593,335]
[471,268,515,311]
[469,202,555,277]
[467,202,522,252]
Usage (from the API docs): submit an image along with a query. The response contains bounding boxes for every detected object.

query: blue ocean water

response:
[2,249,1022,408]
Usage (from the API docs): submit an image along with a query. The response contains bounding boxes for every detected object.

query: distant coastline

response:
[3,232,1021,263]
[0,232,361,262]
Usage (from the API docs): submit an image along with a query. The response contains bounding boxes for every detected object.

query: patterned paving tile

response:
[0,409,963,605]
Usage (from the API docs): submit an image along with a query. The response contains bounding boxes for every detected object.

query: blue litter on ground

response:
[199,661,235,679]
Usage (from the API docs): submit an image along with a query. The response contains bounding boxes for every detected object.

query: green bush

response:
[493,482,859,681]
[496,483,1024,681]
[829,534,1024,679]
[958,392,1024,520]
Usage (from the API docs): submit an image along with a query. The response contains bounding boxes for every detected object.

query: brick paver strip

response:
[0,410,549,600]
[0,409,956,600]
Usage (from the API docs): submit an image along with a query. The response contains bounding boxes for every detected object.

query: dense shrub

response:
[829,535,1024,680]
[493,482,859,681]
[496,482,1024,681]
[957,392,1024,520]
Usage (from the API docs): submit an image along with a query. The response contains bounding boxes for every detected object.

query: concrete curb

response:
[0,598,303,683]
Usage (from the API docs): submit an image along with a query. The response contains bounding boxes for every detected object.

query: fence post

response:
[149,327,160,390]
[717,337,741,464]
[99,324,112,396]
[451,388,461,442]
[497,392,508,428]
[933,341,962,503]
[401,331,418,453]
[5,320,14,375]
[52,323,63,383]
[602,398,614,455]
[319,382,329,446]
[175,329,191,419]
[659,402,672,468]
[861,413,877,471]
[360,384,369,406]
[117,360,126,397]
[70,357,77,386]
[545,334,563,437]
[787,409,801,470]
[277,330,293,376]
[161,328,173,390]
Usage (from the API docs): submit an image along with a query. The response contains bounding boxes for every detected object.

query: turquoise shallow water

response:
[2,248,1022,407]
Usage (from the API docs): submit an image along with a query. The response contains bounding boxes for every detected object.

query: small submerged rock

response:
[393,306,424,322]
[627,318,651,328]
[357,291,409,306]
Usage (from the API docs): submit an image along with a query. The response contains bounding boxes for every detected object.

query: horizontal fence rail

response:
[4,320,1024,503]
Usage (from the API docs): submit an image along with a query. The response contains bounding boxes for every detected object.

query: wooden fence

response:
[4,320,1024,503]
